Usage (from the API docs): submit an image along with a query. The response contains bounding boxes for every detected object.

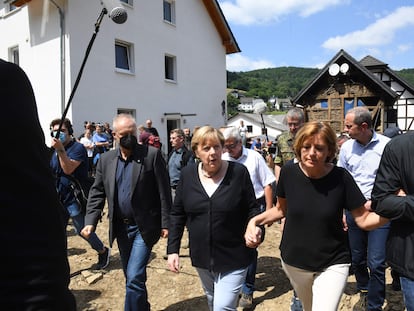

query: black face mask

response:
[119,134,137,150]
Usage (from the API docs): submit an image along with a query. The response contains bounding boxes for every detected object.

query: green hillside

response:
[227,67,414,101]
[397,68,414,86]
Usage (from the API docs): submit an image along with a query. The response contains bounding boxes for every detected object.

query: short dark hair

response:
[50,118,73,135]
[170,128,184,137]
[294,121,337,163]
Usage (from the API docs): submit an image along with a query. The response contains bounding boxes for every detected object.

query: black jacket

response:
[371,132,414,280]
[85,144,172,248]
[1,59,75,309]
[167,161,261,273]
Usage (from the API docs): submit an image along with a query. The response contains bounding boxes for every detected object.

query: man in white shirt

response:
[222,127,276,309]
[338,107,390,311]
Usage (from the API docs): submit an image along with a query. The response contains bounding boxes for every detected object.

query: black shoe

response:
[392,280,401,291]
[97,247,110,269]
[391,269,401,291]
[353,291,367,311]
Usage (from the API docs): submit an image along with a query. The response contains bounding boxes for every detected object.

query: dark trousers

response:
[345,210,390,311]
[241,197,266,295]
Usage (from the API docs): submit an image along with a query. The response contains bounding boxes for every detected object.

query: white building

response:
[226,112,288,143]
[0,0,239,154]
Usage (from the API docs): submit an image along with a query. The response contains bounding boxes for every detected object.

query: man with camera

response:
[50,118,110,270]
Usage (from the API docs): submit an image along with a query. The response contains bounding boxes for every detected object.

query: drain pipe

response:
[49,0,65,114]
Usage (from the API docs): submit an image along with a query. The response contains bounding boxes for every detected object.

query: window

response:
[9,46,19,65]
[117,109,135,118]
[119,0,132,5]
[165,55,176,81]
[163,0,175,24]
[115,40,134,73]
[9,4,17,12]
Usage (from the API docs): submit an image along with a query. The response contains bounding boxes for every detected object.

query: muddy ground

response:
[67,210,405,311]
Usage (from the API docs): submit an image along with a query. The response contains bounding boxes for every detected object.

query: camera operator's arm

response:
[51,137,81,175]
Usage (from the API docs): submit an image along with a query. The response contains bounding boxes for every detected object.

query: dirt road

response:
[68,213,405,310]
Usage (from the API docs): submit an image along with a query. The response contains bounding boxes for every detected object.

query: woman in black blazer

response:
[167,125,262,311]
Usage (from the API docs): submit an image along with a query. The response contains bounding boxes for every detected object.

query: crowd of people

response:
[3,58,412,311]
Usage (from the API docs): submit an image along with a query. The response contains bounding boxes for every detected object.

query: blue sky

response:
[218,0,414,72]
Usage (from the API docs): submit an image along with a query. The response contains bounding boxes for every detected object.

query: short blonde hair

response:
[191,125,224,153]
[293,121,337,163]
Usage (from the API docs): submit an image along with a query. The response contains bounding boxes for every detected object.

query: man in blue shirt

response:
[50,118,110,270]
[338,107,390,311]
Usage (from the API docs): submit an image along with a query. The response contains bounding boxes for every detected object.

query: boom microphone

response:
[100,0,128,24]
[253,102,267,114]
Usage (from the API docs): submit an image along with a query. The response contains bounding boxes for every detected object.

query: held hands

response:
[167,254,180,273]
[244,219,262,248]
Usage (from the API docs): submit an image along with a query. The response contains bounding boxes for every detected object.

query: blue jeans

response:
[401,276,414,311]
[65,202,104,253]
[116,223,151,311]
[346,210,389,311]
[196,267,248,311]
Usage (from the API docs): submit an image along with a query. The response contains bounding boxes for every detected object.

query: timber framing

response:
[293,49,414,133]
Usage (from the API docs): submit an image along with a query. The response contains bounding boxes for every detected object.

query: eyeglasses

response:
[224,142,239,150]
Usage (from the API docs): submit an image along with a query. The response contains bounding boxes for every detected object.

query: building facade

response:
[0,0,239,155]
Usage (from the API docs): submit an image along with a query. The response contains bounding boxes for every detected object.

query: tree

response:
[227,93,239,118]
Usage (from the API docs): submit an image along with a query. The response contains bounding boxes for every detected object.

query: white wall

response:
[227,115,285,142]
[0,0,229,148]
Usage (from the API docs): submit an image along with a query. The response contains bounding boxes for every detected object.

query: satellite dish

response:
[340,63,349,74]
[328,63,340,76]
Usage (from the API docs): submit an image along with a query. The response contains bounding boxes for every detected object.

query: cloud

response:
[226,54,275,72]
[322,6,414,51]
[397,44,412,53]
[219,0,348,25]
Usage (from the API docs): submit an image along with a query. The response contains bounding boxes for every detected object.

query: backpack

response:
[148,135,162,149]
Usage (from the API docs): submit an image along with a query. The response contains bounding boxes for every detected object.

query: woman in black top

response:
[245,121,383,311]
[167,126,262,311]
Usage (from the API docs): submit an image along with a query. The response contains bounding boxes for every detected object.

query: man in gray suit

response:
[82,113,172,311]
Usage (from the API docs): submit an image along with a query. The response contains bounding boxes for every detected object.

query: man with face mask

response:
[50,118,110,270]
[81,113,172,311]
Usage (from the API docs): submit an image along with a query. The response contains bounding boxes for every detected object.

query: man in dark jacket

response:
[81,114,172,311]
[168,128,195,191]
[371,131,414,310]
